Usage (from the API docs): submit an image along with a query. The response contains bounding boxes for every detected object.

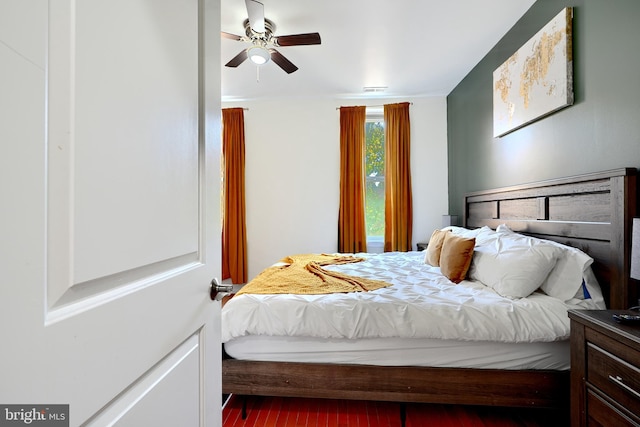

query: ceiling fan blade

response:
[225,50,248,68]
[276,33,321,47]
[221,31,243,41]
[269,49,298,74]
[245,0,265,33]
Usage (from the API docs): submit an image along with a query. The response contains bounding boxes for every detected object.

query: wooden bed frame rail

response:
[223,168,637,410]
[223,355,568,408]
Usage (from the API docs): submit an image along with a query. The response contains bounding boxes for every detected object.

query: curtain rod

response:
[335,102,413,110]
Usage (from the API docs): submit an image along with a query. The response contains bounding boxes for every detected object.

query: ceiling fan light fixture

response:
[247,46,270,65]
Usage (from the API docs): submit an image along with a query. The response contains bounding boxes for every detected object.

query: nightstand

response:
[569,309,640,426]
[416,242,428,251]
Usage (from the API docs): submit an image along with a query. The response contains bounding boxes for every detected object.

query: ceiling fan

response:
[222,0,321,74]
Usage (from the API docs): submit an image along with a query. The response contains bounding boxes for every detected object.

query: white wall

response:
[222,96,449,280]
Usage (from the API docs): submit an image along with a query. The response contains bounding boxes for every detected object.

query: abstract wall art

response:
[493,7,573,137]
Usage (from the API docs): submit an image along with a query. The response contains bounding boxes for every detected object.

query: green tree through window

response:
[365,121,385,237]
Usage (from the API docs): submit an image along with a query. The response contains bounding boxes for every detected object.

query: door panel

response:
[0,0,221,425]
[71,0,200,286]
[85,333,202,426]
[47,0,203,316]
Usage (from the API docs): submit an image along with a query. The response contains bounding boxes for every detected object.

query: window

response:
[364,113,384,249]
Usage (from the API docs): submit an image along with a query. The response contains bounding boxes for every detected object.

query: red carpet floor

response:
[223,395,568,427]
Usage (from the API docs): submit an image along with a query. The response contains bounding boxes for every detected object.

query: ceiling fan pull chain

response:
[256,65,260,83]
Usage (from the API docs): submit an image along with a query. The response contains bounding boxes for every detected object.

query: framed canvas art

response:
[493,7,573,137]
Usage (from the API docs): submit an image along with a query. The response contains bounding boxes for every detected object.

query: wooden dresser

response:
[569,310,640,426]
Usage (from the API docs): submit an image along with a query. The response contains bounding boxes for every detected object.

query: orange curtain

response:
[338,106,367,253]
[383,102,413,252]
[221,108,247,283]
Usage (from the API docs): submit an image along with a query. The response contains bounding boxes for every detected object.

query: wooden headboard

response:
[464,168,637,309]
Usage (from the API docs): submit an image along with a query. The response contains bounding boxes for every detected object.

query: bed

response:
[221,168,638,412]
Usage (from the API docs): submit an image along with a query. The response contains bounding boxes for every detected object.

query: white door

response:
[0,1,222,426]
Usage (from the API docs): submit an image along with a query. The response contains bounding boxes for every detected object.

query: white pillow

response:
[469,227,563,298]
[496,224,597,302]
[442,225,491,239]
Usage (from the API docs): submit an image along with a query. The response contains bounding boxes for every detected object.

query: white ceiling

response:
[221,0,536,102]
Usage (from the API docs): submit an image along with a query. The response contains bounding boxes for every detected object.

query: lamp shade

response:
[247,46,270,65]
[631,218,640,280]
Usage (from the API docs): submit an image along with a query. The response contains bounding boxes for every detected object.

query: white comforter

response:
[222,251,601,344]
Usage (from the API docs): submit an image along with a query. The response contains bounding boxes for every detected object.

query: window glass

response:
[365,120,385,239]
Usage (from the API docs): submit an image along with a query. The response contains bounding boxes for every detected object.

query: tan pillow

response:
[424,229,451,266]
[440,233,476,284]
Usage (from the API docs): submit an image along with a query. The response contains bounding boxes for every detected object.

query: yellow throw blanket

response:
[235,254,391,295]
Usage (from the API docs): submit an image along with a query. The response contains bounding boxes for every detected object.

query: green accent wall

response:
[447,0,640,216]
